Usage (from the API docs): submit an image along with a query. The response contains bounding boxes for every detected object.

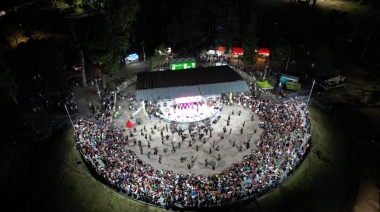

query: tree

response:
[272,39,292,66]
[151,44,167,69]
[313,45,335,78]
[37,39,68,93]
[242,13,258,66]
[86,0,139,88]
[0,49,18,105]
[64,0,77,7]
[180,0,206,47]
[64,21,87,87]
[80,0,97,16]
[167,16,181,48]
[213,0,241,50]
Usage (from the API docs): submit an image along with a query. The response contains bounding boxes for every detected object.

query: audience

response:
[73,97,311,208]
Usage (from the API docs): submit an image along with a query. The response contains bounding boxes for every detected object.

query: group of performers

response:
[173,101,203,110]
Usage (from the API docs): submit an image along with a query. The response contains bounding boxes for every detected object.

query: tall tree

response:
[180,0,206,47]
[213,0,241,50]
[80,0,96,16]
[151,44,167,69]
[64,21,87,87]
[0,49,18,105]
[272,38,292,67]
[64,0,77,7]
[37,39,68,93]
[242,13,258,66]
[86,0,139,88]
[314,45,335,78]
[167,16,181,48]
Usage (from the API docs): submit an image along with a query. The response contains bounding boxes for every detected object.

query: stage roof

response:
[136,66,249,101]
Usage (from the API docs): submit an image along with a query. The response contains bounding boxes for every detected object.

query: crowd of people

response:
[73,96,311,209]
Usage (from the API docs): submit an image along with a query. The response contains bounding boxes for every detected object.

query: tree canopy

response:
[242,13,258,66]
[272,38,292,66]
[87,0,140,76]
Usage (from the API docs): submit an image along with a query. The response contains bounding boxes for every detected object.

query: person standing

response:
[172,143,176,153]
[158,154,162,164]
[217,154,221,161]
[209,148,212,155]
[205,159,208,166]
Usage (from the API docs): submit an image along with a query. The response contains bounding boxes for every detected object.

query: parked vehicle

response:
[319,75,345,91]
[72,64,82,71]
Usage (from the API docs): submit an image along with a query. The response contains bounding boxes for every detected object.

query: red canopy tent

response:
[232,47,244,55]
[258,48,270,57]
[216,46,226,54]
[126,120,134,128]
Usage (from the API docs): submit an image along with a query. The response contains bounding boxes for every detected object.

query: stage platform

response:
[145,95,223,125]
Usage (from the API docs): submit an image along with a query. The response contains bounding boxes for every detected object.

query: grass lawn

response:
[255,106,357,212]
[0,106,359,212]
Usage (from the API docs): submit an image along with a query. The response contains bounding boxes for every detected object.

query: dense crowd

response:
[73,98,311,209]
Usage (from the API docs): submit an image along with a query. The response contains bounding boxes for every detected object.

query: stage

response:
[145,95,223,124]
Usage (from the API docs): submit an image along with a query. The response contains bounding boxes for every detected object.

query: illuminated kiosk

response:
[136,66,249,125]
[169,57,196,70]
[124,53,139,64]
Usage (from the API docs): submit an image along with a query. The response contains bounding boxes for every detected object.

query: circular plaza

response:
[73,66,312,209]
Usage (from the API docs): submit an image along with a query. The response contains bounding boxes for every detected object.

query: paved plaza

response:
[74,84,264,176]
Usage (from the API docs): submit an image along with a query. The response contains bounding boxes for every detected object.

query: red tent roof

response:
[258,48,270,56]
[126,120,133,128]
[232,47,244,54]
[216,46,225,53]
